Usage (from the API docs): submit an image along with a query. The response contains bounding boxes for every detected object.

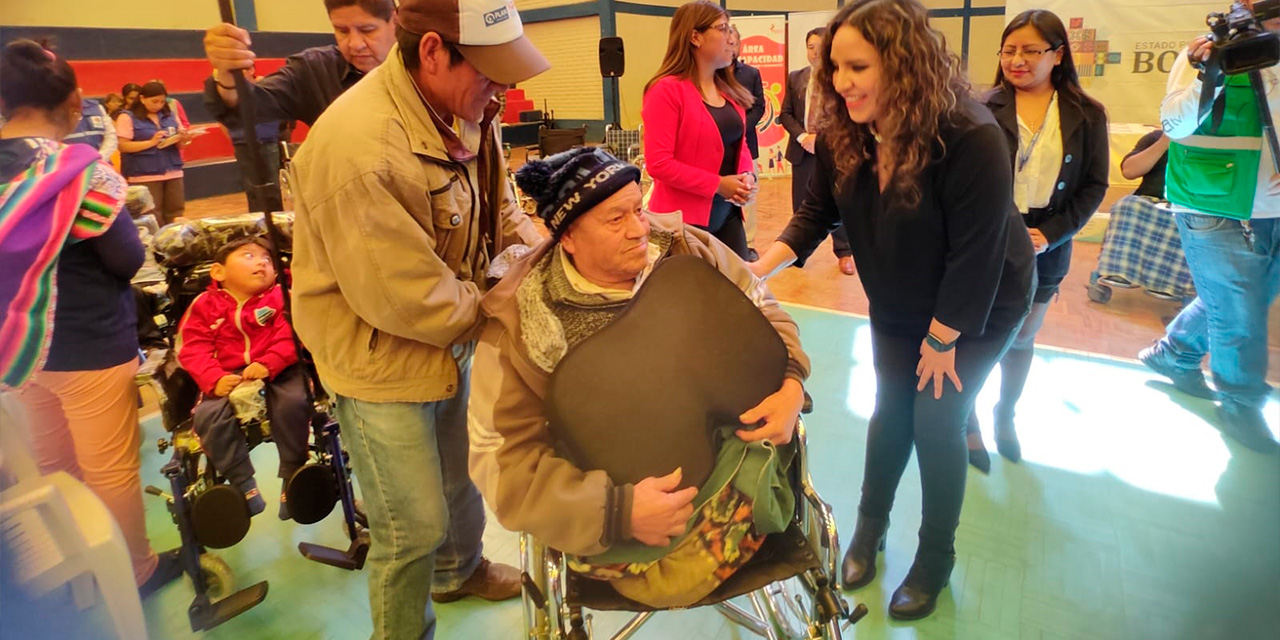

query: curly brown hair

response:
[813,0,971,207]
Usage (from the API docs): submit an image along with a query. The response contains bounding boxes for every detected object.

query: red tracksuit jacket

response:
[176,282,298,394]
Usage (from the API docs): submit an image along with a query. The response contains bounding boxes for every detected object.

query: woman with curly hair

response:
[750,0,1034,619]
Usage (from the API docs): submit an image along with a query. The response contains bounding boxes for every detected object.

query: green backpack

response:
[1166,73,1263,220]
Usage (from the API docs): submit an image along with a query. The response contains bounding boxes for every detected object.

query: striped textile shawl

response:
[1,141,120,388]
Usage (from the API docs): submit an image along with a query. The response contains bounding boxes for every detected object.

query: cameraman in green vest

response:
[1140,2,1280,453]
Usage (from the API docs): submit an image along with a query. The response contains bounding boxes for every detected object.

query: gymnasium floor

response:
[44,177,1280,638]
[120,305,1279,640]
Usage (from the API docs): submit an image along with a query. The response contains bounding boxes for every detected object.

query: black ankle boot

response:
[993,404,1021,463]
[889,550,956,620]
[841,513,888,590]
[965,411,990,474]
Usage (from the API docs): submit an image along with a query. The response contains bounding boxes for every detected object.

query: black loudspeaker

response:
[599,37,625,78]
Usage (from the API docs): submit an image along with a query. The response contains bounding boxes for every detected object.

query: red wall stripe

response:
[70,58,287,97]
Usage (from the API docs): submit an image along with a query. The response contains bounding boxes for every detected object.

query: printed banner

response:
[734,15,790,176]
[1005,1,1223,125]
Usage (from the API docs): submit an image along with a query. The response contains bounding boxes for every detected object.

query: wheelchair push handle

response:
[215,0,290,295]
[216,0,330,407]
[215,0,276,221]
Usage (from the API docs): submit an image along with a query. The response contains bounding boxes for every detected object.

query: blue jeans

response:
[331,343,484,640]
[1162,214,1280,410]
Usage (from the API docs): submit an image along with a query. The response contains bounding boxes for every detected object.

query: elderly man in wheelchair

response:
[472,148,866,639]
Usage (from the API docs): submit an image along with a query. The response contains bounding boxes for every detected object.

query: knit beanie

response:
[514,147,640,238]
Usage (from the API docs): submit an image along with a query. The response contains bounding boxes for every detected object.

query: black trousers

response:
[192,363,311,488]
[698,197,750,260]
[859,323,1019,552]
[792,153,851,258]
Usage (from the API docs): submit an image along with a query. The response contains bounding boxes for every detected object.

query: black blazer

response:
[779,68,811,165]
[733,60,766,159]
[984,86,1109,257]
[778,97,1035,338]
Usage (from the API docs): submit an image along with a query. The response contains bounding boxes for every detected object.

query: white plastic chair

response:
[0,396,148,640]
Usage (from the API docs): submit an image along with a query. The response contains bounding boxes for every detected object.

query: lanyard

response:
[1016,92,1056,174]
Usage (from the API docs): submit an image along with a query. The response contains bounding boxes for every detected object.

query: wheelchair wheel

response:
[199,554,236,601]
[191,484,252,549]
[1087,282,1112,304]
[757,577,832,640]
[288,463,339,525]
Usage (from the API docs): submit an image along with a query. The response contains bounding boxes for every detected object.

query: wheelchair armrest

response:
[136,348,169,382]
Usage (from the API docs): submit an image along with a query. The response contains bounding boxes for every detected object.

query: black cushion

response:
[545,254,788,489]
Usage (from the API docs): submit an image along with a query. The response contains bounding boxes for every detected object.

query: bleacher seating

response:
[501,88,543,148]
[66,56,312,199]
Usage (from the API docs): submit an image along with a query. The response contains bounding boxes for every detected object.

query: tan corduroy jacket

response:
[290,45,541,403]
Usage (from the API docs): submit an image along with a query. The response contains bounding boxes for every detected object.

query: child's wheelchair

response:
[519,417,866,640]
[138,212,369,631]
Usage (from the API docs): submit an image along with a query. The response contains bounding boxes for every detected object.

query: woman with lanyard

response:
[115,80,191,225]
[965,10,1109,472]
[751,0,1034,619]
[642,0,758,260]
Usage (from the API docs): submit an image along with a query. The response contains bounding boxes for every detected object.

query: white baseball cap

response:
[396,0,551,85]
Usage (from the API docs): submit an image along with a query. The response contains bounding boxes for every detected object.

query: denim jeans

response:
[1162,214,1280,410]
[331,343,484,640]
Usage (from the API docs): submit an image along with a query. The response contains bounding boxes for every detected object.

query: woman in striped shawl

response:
[0,40,182,597]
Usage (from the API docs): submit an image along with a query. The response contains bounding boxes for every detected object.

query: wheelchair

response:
[138,212,369,631]
[519,417,867,640]
[602,124,642,165]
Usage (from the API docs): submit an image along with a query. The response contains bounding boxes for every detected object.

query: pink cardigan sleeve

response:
[642,79,722,199]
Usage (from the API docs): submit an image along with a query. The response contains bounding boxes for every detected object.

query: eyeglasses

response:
[998,46,1059,61]
[701,23,731,34]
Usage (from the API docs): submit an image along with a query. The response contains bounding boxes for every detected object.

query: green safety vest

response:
[1166,73,1263,220]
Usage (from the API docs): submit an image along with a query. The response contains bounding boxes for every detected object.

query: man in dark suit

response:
[730,25,766,261]
[779,27,854,275]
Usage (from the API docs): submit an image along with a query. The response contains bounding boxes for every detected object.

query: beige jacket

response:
[474,213,810,556]
[290,45,541,403]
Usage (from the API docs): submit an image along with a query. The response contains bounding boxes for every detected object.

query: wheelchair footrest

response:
[298,529,369,571]
[189,580,268,632]
[849,602,869,625]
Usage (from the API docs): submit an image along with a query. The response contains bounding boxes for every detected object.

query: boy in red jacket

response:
[177,237,310,519]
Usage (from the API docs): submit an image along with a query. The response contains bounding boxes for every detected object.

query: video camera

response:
[1206,0,1280,75]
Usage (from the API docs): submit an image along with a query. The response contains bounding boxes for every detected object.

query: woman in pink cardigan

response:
[642,0,758,259]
